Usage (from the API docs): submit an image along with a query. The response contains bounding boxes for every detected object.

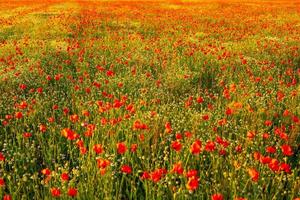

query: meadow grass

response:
[0,0,299,199]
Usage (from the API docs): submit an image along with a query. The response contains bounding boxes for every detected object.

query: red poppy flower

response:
[241,59,247,65]
[80,147,87,155]
[216,136,229,147]
[41,168,51,176]
[269,159,280,172]
[3,195,12,200]
[171,140,182,152]
[141,171,150,180]
[37,87,43,93]
[264,120,272,126]
[165,122,172,133]
[184,131,192,138]
[2,121,8,126]
[283,110,289,117]
[39,124,47,133]
[70,114,79,123]
[19,101,28,109]
[85,87,91,94]
[121,165,132,174]
[187,177,199,191]
[205,141,216,152]
[51,188,61,197]
[93,144,104,154]
[150,168,166,183]
[23,132,32,138]
[97,158,110,169]
[106,70,114,77]
[82,110,90,117]
[202,114,209,121]
[186,169,198,178]
[260,156,272,164]
[67,187,78,197]
[281,144,293,156]
[0,178,5,187]
[277,91,285,102]
[226,108,233,115]
[190,140,202,155]
[46,75,52,81]
[171,162,184,175]
[0,153,5,161]
[5,115,12,120]
[15,112,23,119]
[63,108,70,115]
[76,140,84,148]
[262,133,270,139]
[218,118,227,126]
[48,117,55,123]
[212,193,224,200]
[133,120,148,130]
[235,145,242,153]
[130,144,138,152]
[279,132,289,141]
[19,84,27,90]
[117,142,127,154]
[248,168,259,182]
[266,146,276,154]
[280,163,291,174]
[197,96,204,103]
[61,128,79,140]
[247,131,256,140]
[253,152,261,161]
[61,172,69,181]
[219,149,227,156]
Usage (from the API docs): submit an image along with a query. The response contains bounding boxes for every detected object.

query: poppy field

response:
[0,0,300,199]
